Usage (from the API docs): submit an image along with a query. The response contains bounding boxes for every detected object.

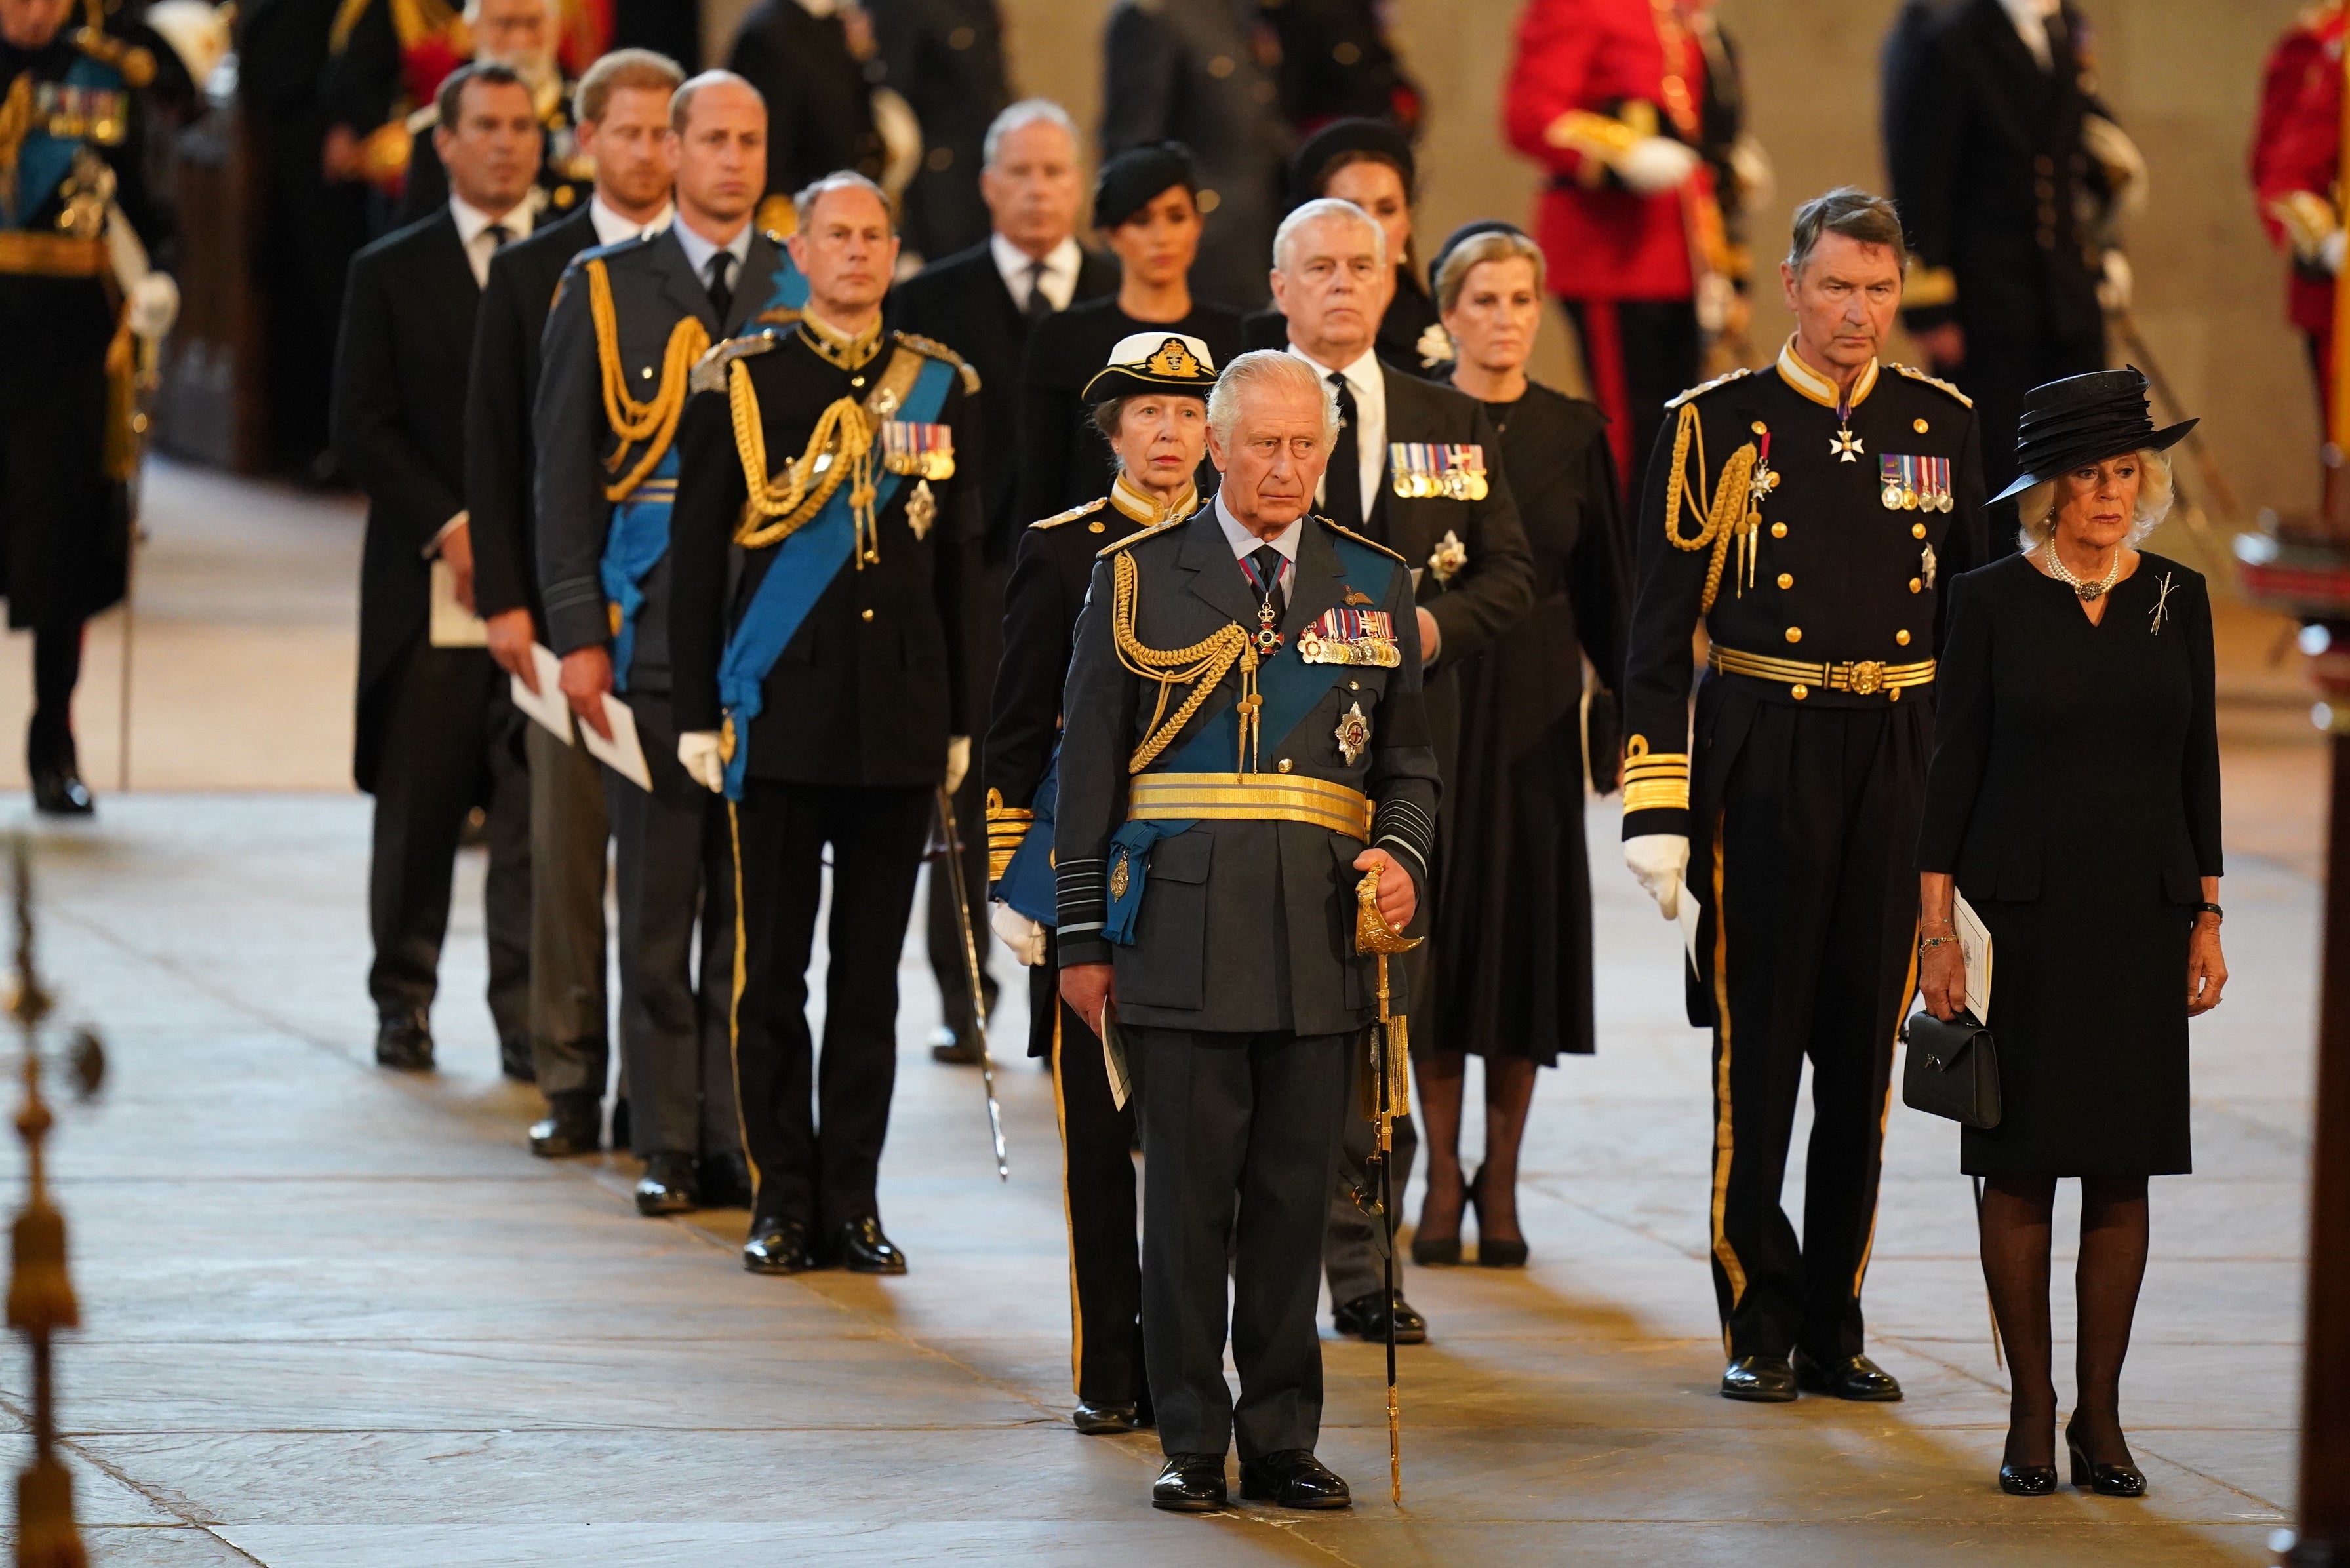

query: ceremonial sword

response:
[934,784,1008,1181]
[1355,861,1424,1506]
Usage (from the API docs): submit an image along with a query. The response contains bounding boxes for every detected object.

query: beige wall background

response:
[705,0,2318,525]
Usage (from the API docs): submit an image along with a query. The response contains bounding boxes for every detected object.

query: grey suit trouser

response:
[526,716,609,1098]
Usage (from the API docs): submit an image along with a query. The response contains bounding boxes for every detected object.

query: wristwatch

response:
[2193,901,2223,924]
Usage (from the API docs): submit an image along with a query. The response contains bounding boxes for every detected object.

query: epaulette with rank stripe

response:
[73,26,155,87]
[1893,363,1974,407]
[1663,366,1751,409]
[890,330,982,395]
[688,331,782,394]
[1031,498,1108,530]
[1098,523,1177,558]
[1317,515,1405,563]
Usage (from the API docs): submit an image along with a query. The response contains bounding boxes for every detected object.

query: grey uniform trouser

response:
[1324,941,1425,1308]
[527,715,610,1097]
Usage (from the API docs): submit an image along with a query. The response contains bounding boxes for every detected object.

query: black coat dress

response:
[1917,552,2223,1175]
[1434,383,1630,1063]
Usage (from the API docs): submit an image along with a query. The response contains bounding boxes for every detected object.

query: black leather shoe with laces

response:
[1151,1453,1227,1512]
[1719,1354,1797,1402]
[1793,1348,1903,1401]
[373,1008,434,1072]
[1331,1289,1427,1344]
[633,1152,698,1215]
[1239,1449,1351,1509]
[833,1215,908,1274]
[742,1217,817,1274]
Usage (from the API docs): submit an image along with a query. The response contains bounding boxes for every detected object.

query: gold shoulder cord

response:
[1110,549,1259,774]
[587,258,710,501]
[1662,401,1761,613]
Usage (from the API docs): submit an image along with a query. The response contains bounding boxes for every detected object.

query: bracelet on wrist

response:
[1918,934,1958,951]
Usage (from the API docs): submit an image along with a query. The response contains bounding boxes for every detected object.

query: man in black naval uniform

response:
[1619,187,1987,1404]
[535,70,791,1213]
[1271,195,1534,1346]
[0,0,178,815]
[668,170,981,1276]
[982,330,1218,1436]
[1056,349,1440,1512]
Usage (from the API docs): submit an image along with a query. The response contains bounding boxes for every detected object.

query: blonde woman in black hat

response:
[1018,144,1246,524]
[1916,366,2227,1499]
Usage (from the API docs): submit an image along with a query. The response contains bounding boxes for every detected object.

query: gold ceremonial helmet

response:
[1081,332,1220,401]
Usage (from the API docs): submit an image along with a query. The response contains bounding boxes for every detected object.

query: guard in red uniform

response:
[2253,0,2349,430]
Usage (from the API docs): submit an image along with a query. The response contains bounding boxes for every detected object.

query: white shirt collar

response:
[1214,490,1302,571]
[450,195,528,287]
[991,233,1084,313]
[1999,0,2059,68]
[1286,340,1387,524]
[591,195,671,247]
[673,214,753,286]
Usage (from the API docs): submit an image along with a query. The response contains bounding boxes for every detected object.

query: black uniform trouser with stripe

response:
[1694,686,1927,1363]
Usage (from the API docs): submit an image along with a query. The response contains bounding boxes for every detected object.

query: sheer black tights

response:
[1415,1051,1538,1242]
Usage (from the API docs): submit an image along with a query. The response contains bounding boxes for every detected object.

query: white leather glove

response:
[2097,249,2133,314]
[1617,136,1701,196]
[989,901,1048,966]
[677,730,725,793]
[2320,230,2344,277]
[128,271,179,340]
[1624,833,1690,922]
[945,734,970,795]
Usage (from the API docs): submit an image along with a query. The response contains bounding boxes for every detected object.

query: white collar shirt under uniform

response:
[991,233,1083,313]
[450,196,528,290]
[673,216,754,299]
[1288,341,1385,526]
[590,195,671,246]
[1214,491,1300,597]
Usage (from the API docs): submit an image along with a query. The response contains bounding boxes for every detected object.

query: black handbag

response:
[1902,1010,2002,1129]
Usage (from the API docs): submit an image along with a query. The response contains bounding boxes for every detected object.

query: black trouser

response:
[28,621,83,773]
[1695,691,1926,1363]
[1038,960,1147,1412]
[527,718,609,1099]
[730,779,932,1230]
[925,764,997,1036]
[608,690,740,1160]
[1950,324,2107,555]
[1136,1026,1351,1460]
[366,640,530,1045]
[1561,296,1700,501]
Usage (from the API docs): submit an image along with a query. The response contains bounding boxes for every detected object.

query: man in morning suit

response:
[890,98,1117,1064]
[669,171,982,1276]
[1271,196,1534,1347]
[536,69,791,1213]
[334,60,544,1072]
[1619,187,1987,1404]
[1055,349,1441,1512]
[466,47,681,1147]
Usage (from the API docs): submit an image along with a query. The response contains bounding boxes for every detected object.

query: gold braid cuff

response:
[1662,401,1760,614]
[1620,734,1690,814]
[1111,548,1256,774]
[984,787,1032,881]
[588,258,710,502]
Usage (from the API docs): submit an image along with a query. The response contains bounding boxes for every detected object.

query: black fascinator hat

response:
[1991,367,2196,503]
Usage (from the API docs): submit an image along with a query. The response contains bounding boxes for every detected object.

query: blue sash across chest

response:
[5,56,125,231]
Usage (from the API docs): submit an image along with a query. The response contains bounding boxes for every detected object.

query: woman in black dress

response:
[1016,144,1244,523]
[1917,369,2227,1499]
[1411,222,1631,1267]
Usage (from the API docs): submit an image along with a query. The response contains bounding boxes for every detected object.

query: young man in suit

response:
[466,47,682,1134]
[889,98,1117,1064]
[334,60,545,1073]
[1270,196,1535,1347]
[535,70,791,1215]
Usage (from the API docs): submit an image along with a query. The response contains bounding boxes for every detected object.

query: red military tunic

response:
[2252,1,2349,422]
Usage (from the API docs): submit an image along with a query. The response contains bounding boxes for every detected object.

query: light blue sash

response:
[5,57,125,231]
[598,449,675,692]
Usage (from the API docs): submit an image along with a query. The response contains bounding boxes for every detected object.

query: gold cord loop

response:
[1662,401,1762,613]
[1111,549,1255,774]
[586,258,710,502]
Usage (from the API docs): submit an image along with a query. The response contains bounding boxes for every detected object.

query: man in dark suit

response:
[669,171,984,1276]
[890,98,1116,1063]
[1270,195,1534,1346]
[536,69,790,1214]
[868,0,1009,265]
[725,0,885,232]
[1882,0,2135,526]
[467,47,684,1138]
[334,60,544,1072]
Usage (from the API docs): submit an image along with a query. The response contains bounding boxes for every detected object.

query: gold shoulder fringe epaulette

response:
[689,331,780,395]
[1663,366,1751,410]
[1893,363,1974,407]
[403,102,441,134]
[890,330,982,395]
[1318,516,1406,563]
[73,26,155,87]
[1033,498,1108,531]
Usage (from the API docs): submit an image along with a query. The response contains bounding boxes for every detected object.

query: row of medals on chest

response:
[1732,418,1943,591]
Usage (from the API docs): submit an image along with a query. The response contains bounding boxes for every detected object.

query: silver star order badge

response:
[1831,426,1864,463]
[1334,701,1370,765]
[906,479,936,540]
[1921,541,1937,588]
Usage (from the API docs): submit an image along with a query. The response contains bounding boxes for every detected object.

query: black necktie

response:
[1023,259,1054,321]
[1247,543,1287,627]
[486,223,513,250]
[706,251,736,323]
[1324,371,1362,531]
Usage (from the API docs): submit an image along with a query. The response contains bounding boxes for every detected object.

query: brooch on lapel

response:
[879,420,955,480]
[1415,321,1454,370]
[1334,701,1371,764]
[1426,530,1467,585]
[2150,571,2176,634]
[1298,607,1403,667]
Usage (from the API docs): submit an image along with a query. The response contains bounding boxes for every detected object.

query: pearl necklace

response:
[2042,542,2122,602]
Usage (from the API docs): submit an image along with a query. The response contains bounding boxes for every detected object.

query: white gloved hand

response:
[2322,229,2345,277]
[2098,248,2133,314]
[945,734,970,795]
[128,271,179,340]
[1624,833,1691,922]
[989,900,1048,966]
[677,730,725,793]
[1617,136,1701,196]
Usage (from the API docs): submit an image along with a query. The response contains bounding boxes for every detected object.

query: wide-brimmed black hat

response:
[1427,218,1528,295]
[1290,117,1416,207]
[1093,142,1198,233]
[1991,367,2197,503]
[1081,332,1220,402]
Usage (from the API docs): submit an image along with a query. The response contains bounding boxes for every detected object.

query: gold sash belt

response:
[0,233,108,277]
[1708,643,1936,699]
[1128,772,1373,841]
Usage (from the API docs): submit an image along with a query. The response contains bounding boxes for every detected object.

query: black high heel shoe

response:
[1999,1462,2058,1496]
[2065,1423,2147,1497]
[1468,1166,1529,1268]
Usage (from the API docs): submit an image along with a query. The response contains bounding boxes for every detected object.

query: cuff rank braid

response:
[588,258,709,501]
[984,787,1031,882]
[1056,855,1107,943]
[1371,796,1434,882]
[1620,734,1690,814]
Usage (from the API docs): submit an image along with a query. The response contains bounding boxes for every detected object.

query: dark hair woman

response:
[1915,368,2227,1499]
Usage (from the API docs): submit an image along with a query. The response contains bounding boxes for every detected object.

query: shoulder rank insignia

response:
[1299,608,1401,669]
[890,330,982,395]
[1894,363,1974,407]
[1097,521,1180,558]
[1317,516,1406,563]
[1031,497,1108,531]
[689,331,781,394]
[1663,366,1751,410]
[72,26,155,87]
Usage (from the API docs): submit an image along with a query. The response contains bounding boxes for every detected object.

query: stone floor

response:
[0,463,2317,1564]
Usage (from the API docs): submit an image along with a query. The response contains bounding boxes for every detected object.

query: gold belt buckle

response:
[1842,660,1886,696]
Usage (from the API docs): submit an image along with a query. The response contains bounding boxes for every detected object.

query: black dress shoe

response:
[1793,1348,1904,1402]
[698,1150,755,1209]
[528,1091,601,1157]
[2066,1425,2147,1497]
[742,1217,817,1274]
[1151,1453,1227,1512]
[2000,1463,2059,1496]
[1072,1401,1140,1434]
[1239,1449,1351,1510]
[373,1008,434,1072]
[633,1152,698,1215]
[1331,1289,1427,1344]
[929,1025,982,1065]
[30,763,92,817]
[832,1215,909,1274]
[498,1036,536,1083]
[1720,1353,1797,1402]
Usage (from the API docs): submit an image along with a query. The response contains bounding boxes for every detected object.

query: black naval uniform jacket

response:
[668,325,984,785]
[1054,509,1443,1036]
[869,0,1011,263]
[728,0,886,203]
[1618,347,1989,848]
[534,225,790,692]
